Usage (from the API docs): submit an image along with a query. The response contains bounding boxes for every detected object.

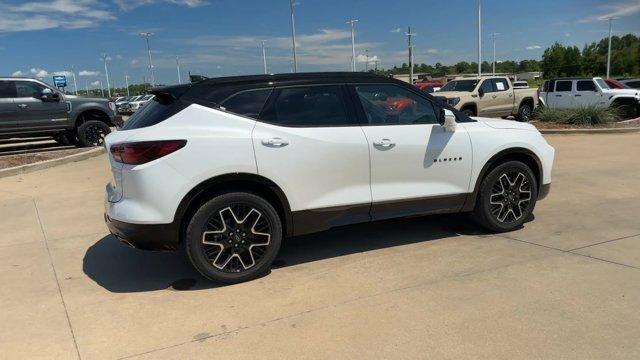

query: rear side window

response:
[492,78,509,91]
[627,81,640,88]
[261,85,355,127]
[121,98,188,130]
[220,89,272,119]
[555,81,572,92]
[0,81,17,98]
[576,81,596,91]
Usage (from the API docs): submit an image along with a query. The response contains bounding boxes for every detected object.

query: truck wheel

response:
[77,121,110,147]
[614,104,638,120]
[515,104,532,122]
[462,109,475,117]
[472,161,538,232]
[185,192,283,284]
[52,134,71,146]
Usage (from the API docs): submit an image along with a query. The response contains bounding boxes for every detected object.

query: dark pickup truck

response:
[0,77,123,147]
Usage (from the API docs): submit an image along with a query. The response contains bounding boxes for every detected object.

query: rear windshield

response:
[440,80,479,92]
[121,98,188,130]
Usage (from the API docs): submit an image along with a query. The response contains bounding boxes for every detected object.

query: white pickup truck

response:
[539,77,640,119]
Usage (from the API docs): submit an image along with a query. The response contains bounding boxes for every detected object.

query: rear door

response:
[574,80,601,107]
[547,80,573,108]
[14,80,68,131]
[490,78,515,116]
[0,80,18,133]
[476,79,498,116]
[251,85,372,232]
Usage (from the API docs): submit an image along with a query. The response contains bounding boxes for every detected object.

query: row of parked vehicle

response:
[114,95,155,115]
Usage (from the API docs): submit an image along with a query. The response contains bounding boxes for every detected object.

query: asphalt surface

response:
[0,133,639,359]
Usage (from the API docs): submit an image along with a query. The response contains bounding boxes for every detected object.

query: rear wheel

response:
[461,108,475,117]
[185,192,283,284]
[472,161,538,232]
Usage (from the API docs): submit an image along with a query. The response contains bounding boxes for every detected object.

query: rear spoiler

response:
[149,84,191,104]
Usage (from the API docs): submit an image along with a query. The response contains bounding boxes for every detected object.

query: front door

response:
[13,80,68,131]
[252,85,372,234]
[547,80,574,109]
[351,84,473,220]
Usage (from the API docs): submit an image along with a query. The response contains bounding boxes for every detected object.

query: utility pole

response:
[365,49,370,71]
[99,81,104,97]
[347,19,358,72]
[490,32,500,75]
[140,32,155,86]
[606,17,616,79]
[85,82,89,96]
[261,40,268,74]
[101,53,111,98]
[176,56,182,84]
[71,65,78,95]
[125,74,130,96]
[477,0,482,77]
[289,0,298,73]
[406,26,416,84]
[374,59,379,71]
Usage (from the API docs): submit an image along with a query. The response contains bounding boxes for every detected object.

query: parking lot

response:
[1,132,639,359]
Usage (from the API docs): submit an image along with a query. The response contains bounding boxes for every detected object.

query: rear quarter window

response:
[121,98,189,130]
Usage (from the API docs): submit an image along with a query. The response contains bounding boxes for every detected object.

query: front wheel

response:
[472,161,538,232]
[77,120,110,147]
[185,192,283,284]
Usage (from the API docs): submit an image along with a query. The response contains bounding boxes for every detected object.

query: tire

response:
[185,192,283,284]
[77,120,110,147]
[462,108,475,117]
[515,103,532,122]
[52,133,71,146]
[472,161,538,232]
[614,103,638,120]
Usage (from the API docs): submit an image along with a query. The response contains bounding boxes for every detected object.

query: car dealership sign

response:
[53,75,67,88]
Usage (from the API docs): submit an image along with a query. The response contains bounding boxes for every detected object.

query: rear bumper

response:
[104,213,180,251]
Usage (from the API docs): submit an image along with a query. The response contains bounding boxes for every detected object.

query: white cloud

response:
[564,33,571,37]
[53,70,73,77]
[579,1,640,23]
[426,49,439,54]
[356,54,379,64]
[115,0,208,11]
[30,68,49,78]
[130,59,140,66]
[90,80,101,86]
[116,54,123,60]
[390,28,401,33]
[12,70,25,76]
[79,70,100,76]
[526,45,542,50]
[0,0,115,33]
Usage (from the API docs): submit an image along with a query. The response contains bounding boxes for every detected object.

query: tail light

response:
[110,140,186,165]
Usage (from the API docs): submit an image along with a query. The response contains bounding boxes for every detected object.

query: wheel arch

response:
[460,102,478,115]
[519,97,535,110]
[461,147,543,212]
[175,173,294,244]
[74,108,112,128]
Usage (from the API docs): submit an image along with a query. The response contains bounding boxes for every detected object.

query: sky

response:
[1,0,639,89]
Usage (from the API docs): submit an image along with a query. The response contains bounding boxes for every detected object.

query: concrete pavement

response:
[0,133,639,359]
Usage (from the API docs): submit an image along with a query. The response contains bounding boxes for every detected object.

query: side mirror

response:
[477,87,485,97]
[41,89,60,102]
[439,108,457,132]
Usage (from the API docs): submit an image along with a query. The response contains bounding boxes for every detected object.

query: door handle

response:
[492,95,497,99]
[17,104,28,109]
[261,138,289,147]
[575,94,582,97]
[373,138,395,148]
[555,95,562,97]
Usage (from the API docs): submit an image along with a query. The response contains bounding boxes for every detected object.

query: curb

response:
[539,127,640,134]
[0,147,105,178]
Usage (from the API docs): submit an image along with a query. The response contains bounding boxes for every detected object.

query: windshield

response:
[595,78,610,90]
[440,80,479,92]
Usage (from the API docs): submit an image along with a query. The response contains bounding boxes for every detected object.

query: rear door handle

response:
[555,95,562,97]
[575,94,582,97]
[261,138,289,147]
[373,138,395,148]
[17,104,28,109]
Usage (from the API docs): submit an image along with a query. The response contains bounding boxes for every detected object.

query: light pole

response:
[99,80,104,97]
[289,0,298,73]
[101,53,111,98]
[125,74,130,97]
[490,32,500,75]
[140,32,155,86]
[347,19,358,72]
[176,56,182,84]
[477,0,482,77]
[261,40,268,74]
[71,65,78,95]
[365,49,369,72]
[406,26,416,84]
[606,17,617,79]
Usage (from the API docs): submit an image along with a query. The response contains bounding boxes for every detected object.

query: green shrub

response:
[533,106,620,126]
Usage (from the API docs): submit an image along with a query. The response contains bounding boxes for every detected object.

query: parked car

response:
[434,76,538,121]
[415,81,443,94]
[115,96,135,114]
[128,94,154,113]
[605,79,630,89]
[619,78,640,90]
[104,72,554,284]
[0,77,122,147]
[512,81,529,89]
[539,77,640,119]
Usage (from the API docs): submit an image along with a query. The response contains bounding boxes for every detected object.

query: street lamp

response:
[176,56,182,84]
[346,19,358,72]
[289,0,298,73]
[477,0,482,77]
[490,32,500,75]
[261,40,268,74]
[140,32,155,86]
[101,53,111,98]
[406,26,416,84]
[606,17,617,79]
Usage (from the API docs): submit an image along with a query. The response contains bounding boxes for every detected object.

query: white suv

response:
[104,72,554,284]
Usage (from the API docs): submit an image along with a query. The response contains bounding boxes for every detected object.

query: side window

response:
[0,81,17,98]
[480,80,495,93]
[576,81,596,92]
[219,88,272,119]
[262,85,355,127]
[492,78,509,91]
[354,84,439,125]
[555,81,573,92]
[628,81,640,88]
[15,81,46,98]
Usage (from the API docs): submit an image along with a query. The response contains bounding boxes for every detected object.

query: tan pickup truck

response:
[434,76,538,121]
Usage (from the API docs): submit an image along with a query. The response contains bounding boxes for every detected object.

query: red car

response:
[605,79,630,89]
